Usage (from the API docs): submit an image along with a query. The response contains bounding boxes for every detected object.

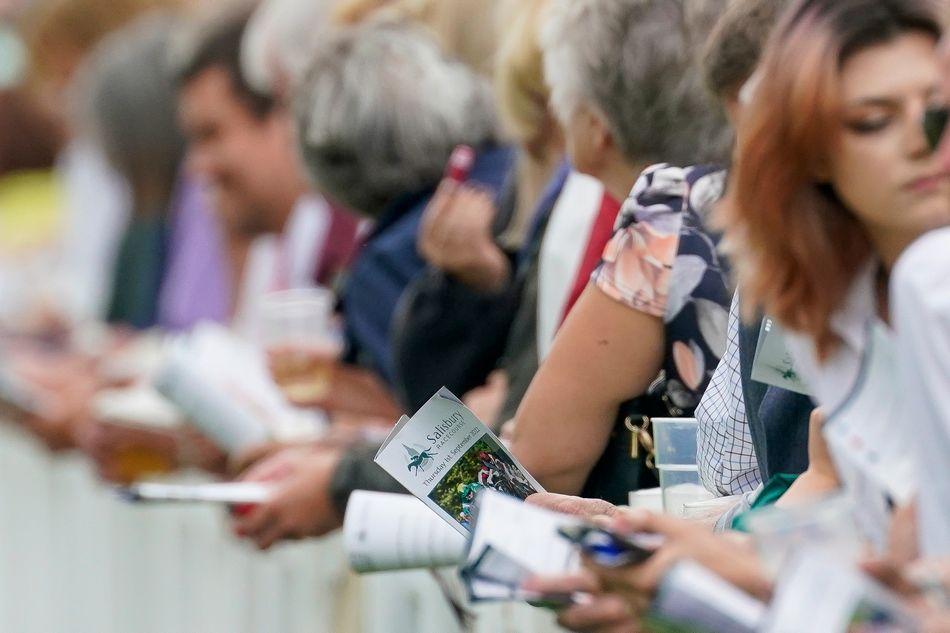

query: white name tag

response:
[751,318,811,396]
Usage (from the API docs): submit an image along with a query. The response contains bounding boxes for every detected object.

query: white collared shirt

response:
[785,262,918,549]
[537,172,604,359]
[891,227,950,557]
[232,194,331,337]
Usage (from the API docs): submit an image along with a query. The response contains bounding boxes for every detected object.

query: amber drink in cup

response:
[259,289,341,406]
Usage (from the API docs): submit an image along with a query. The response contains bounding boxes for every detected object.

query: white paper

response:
[822,324,919,549]
[343,491,467,573]
[763,549,917,633]
[153,324,326,454]
[465,490,580,577]
[458,491,583,603]
[751,318,811,395]
[652,560,766,633]
[744,494,863,579]
[120,481,272,504]
[153,350,269,454]
[374,388,543,536]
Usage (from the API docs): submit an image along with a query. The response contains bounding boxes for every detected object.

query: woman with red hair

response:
[530,1,950,629]
[720,0,949,548]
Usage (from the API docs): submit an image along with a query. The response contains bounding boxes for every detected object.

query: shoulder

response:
[594,165,729,319]
[615,163,726,230]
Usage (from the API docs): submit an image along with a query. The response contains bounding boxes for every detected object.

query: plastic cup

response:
[628,487,664,513]
[652,418,713,516]
[258,288,341,404]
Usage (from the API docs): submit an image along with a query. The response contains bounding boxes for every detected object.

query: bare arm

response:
[509,284,664,495]
[777,408,840,507]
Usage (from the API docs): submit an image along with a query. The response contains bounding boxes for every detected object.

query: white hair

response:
[541,0,732,166]
[241,0,336,96]
[294,22,498,217]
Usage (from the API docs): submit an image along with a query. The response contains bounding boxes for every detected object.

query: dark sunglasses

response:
[924,106,950,151]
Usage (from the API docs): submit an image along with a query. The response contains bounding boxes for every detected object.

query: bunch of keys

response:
[624,415,655,468]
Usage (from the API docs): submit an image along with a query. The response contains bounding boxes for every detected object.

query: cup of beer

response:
[259,288,341,406]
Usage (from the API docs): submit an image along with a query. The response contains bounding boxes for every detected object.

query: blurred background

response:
[0,1,567,632]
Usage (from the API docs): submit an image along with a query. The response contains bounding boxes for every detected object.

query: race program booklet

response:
[153,325,324,455]
[343,491,467,573]
[118,481,273,505]
[374,388,543,536]
[460,490,582,603]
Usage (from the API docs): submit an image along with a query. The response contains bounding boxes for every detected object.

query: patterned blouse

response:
[592,163,732,412]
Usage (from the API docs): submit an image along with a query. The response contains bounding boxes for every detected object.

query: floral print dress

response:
[592,163,732,413]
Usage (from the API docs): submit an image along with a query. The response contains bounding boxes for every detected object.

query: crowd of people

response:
[2,0,950,630]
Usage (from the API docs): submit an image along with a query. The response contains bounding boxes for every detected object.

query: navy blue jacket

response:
[738,317,814,479]
[341,146,515,384]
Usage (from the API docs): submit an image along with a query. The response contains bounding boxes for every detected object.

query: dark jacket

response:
[341,146,515,386]
[738,316,813,479]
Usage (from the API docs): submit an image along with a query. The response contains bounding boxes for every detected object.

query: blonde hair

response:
[333,0,500,76]
[493,0,550,153]
[332,0,395,25]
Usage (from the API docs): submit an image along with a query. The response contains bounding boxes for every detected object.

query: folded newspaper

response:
[374,388,543,536]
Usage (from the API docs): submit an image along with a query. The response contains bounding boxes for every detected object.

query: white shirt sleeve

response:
[891,227,950,557]
[696,292,761,495]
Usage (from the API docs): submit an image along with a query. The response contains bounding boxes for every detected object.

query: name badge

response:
[751,317,811,396]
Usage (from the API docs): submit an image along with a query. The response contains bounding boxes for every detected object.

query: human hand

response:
[777,408,841,507]
[77,419,228,484]
[229,440,297,477]
[521,571,640,633]
[863,556,950,630]
[418,180,509,293]
[526,493,620,521]
[586,510,771,610]
[232,446,343,549]
[463,370,508,428]
[266,350,401,419]
[16,360,98,451]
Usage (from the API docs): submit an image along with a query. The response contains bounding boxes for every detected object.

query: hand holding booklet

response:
[366,389,591,602]
[342,488,586,603]
[373,387,543,536]
[460,489,584,603]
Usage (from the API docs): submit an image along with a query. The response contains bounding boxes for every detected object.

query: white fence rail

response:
[0,423,564,633]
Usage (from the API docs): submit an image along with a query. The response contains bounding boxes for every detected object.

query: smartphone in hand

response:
[557,524,663,568]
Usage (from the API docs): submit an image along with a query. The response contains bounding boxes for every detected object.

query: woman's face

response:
[829,32,950,257]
